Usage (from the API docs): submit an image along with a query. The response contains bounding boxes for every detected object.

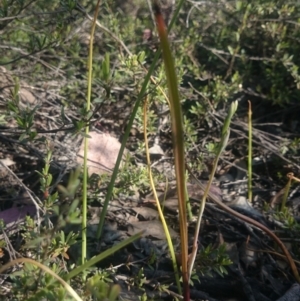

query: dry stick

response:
[186,164,300,283]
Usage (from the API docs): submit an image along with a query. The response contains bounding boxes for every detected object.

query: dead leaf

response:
[0,205,36,224]
[132,207,159,220]
[148,144,164,155]
[127,220,178,239]
[0,158,15,167]
[77,131,128,175]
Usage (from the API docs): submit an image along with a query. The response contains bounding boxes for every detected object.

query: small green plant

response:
[114,162,163,197]
[134,267,147,289]
[274,207,300,232]
[86,273,120,301]
[50,230,79,260]
[10,262,67,301]
[5,79,38,141]
[196,244,232,277]
[36,144,57,205]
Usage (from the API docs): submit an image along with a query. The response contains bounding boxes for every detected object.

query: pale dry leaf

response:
[148,144,164,155]
[77,131,128,175]
[0,158,15,167]
[127,220,178,239]
[132,207,159,220]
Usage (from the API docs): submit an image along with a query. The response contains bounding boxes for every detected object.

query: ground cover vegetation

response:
[0,0,300,300]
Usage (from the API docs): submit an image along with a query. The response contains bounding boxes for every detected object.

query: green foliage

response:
[86,275,120,301]
[114,160,164,197]
[177,0,300,107]
[273,206,300,258]
[133,267,147,289]
[10,262,68,301]
[2,0,299,108]
[50,230,79,259]
[195,244,232,278]
[5,79,38,141]
[274,207,300,233]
